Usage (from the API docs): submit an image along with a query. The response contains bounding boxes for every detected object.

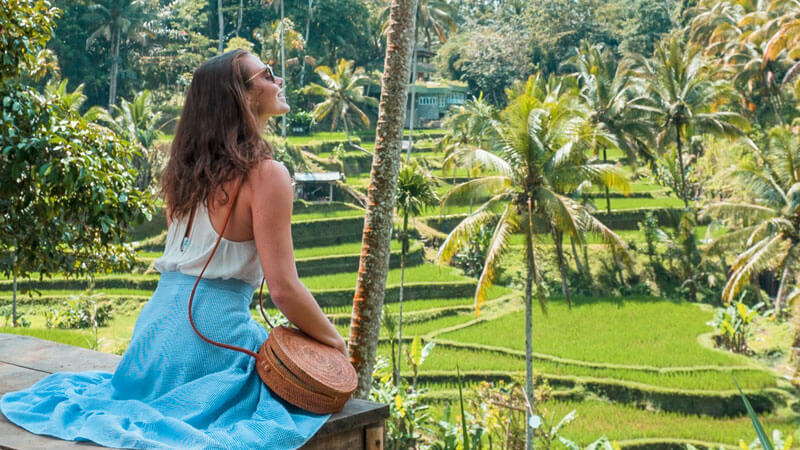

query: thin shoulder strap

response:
[187,180,269,359]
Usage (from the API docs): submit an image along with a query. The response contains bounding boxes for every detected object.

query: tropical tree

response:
[702,124,800,317]
[84,0,148,106]
[348,0,417,399]
[86,90,163,191]
[1,1,154,327]
[303,59,378,149]
[569,42,654,213]
[393,162,438,385]
[440,93,500,179]
[633,34,748,208]
[437,74,632,450]
[687,0,793,125]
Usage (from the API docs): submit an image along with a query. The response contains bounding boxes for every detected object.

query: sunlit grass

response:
[300,265,470,290]
[292,209,365,222]
[439,297,752,367]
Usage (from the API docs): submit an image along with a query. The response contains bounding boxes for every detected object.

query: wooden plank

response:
[0,333,389,448]
[314,399,389,438]
[365,425,384,450]
[0,335,119,374]
[301,427,362,450]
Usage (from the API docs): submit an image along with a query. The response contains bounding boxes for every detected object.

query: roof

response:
[410,80,469,95]
[294,172,342,183]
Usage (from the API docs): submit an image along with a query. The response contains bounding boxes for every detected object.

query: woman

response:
[1,50,346,449]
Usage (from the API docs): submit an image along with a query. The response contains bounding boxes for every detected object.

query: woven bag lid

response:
[268,326,358,396]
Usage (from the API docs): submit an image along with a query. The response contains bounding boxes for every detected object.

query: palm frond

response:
[474,204,518,315]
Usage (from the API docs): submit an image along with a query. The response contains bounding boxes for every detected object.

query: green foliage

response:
[301,59,378,142]
[0,306,31,327]
[709,301,765,354]
[0,0,60,80]
[0,3,155,289]
[287,110,315,135]
[86,90,164,191]
[43,290,112,329]
[454,222,493,279]
[369,357,432,450]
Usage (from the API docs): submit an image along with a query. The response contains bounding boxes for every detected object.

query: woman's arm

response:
[250,160,347,355]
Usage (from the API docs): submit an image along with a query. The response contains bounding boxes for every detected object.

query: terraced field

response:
[2,132,798,447]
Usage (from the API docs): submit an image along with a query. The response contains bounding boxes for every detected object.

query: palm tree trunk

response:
[570,236,585,277]
[774,249,794,317]
[404,24,420,163]
[603,147,611,213]
[348,0,417,399]
[395,213,408,386]
[675,123,689,208]
[280,0,287,139]
[792,289,800,375]
[343,118,352,146]
[299,0,314,86]
[217,0,224,53]
[524,198,537,450]
[552,229,572,309]
[108,29,120,106]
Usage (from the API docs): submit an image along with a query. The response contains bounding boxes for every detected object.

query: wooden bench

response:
[0,333,388,450]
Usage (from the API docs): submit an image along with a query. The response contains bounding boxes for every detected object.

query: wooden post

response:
[365,425,383,450]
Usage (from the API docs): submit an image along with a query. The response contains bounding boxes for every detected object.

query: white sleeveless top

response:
[153,203,264,289]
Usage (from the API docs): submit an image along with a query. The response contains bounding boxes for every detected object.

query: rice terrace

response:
[1,0,800,448]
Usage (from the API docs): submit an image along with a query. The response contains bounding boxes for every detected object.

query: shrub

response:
[44,292,112,329]
[708,300,764,354]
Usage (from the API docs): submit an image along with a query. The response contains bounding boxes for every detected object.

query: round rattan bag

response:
[186,182,357,414]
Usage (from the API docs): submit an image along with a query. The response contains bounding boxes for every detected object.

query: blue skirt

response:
[0,272,330,449]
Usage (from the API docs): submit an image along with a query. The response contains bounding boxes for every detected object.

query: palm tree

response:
[633,34,748,208]
[438,74,632,450]
[348,0,417,399]
[393,162,438,386]
[302,59,378,150]
[85,0,148,106]
[439,93,500,201]
[569,42,654,213]
[86,90,162,191]
[687,0,789,124]
[702,124,800,317]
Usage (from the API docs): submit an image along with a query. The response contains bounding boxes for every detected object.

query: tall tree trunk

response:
[12,274,17,327]
[524,198,538,450]
[299,0,314,86]
[280,0,287,139]
[343,117,351,146]
[234,0,243,37]
[404,24,420,163]
[217,0,224,53]
[552,229,572,309]
[108,29,120,106]
[675,123,689,208]
[395,213,408,386]
[774,249,794,316]
[348,0,417,399]
[791,285,800,376]
[570,236,585,277]
[603,147,611,213]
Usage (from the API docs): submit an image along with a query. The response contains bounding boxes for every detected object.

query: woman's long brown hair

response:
[161,49,272,221]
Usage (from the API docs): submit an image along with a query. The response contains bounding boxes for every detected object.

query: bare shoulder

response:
[247,159,293,207]
[249,159,291,189]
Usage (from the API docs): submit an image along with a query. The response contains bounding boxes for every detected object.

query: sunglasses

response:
[245,64,277,84]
